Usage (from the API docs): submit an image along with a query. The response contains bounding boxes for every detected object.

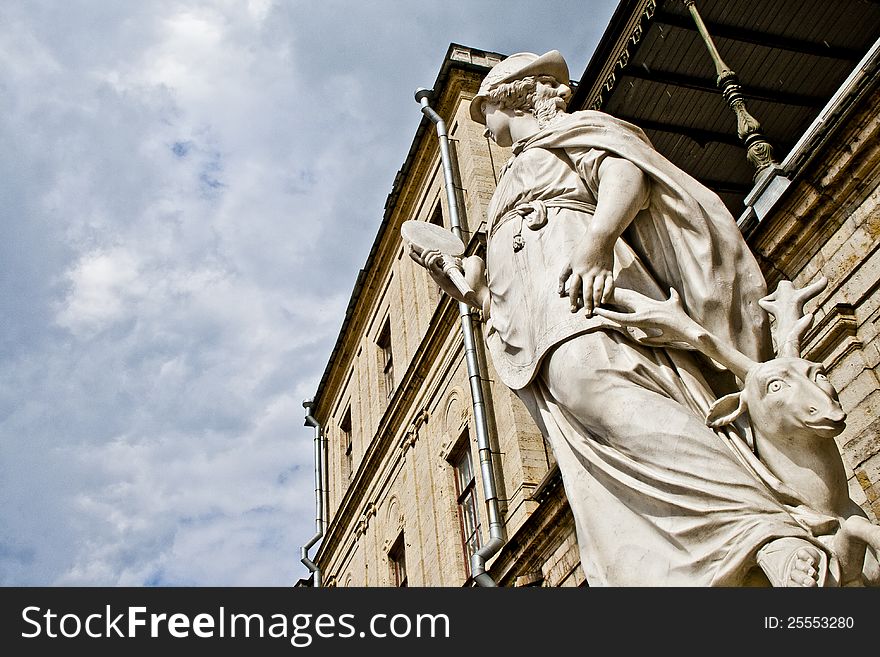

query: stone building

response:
[303,0,880,587]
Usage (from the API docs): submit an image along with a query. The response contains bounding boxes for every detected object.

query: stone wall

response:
[748,83,880,521]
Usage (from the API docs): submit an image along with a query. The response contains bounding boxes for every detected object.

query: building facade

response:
[305,0,880,587]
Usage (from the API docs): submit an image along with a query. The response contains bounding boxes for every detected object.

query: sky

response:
[0,0,621,586]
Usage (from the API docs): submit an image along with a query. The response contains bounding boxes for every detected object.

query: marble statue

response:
[409,50,879,586]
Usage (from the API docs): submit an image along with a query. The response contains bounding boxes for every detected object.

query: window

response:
[340,407,352,481]
[452,435,481,577]
[429,202,444,228]
[426,205,446,304]
[377,319,394,398]
[389,535,407,587]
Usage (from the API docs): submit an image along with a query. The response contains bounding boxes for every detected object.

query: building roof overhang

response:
[571,0,880,213]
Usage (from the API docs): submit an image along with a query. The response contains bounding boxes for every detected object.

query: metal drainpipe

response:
[415,88,504,587]
[301,398,326,587]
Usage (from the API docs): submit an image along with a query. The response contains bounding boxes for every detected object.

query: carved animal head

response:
[598,279,847,442]
[705,277,846,440]
[706,356,846,439]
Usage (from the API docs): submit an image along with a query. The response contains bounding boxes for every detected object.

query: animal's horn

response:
[759,276,827,357]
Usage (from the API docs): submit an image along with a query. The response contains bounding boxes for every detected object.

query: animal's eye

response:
[815,372,829,382]
[767,379,788,393]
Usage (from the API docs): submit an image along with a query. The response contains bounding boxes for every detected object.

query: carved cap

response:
[469,50,570,124]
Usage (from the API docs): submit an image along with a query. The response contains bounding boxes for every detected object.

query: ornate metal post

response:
[683,0,778,178]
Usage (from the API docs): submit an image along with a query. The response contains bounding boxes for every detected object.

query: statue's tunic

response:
[483,111,830,586]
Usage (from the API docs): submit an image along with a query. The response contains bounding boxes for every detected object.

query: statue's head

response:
[470,50,572,129]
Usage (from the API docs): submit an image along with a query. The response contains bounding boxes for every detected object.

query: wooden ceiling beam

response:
[614,113,792,153]
[613,113,743,147]
[620,65,826,108]
[653,9,864,62]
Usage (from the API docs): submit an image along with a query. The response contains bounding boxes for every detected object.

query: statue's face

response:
[482,101,513,147]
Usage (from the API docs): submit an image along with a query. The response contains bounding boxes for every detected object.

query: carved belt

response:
[491,199,597,252]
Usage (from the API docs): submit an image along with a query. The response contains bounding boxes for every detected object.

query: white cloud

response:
[56,248,143,335]
[0,0,620,585]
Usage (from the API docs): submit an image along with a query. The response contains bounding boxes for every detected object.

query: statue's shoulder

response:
[528,111,641,141]
[560,109,617,126]
[554,110,654,149]
[523,110,640,152]
[563,110,647,134]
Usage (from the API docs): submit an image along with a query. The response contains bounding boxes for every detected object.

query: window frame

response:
[451,433,481,578]
[340,406,353,481]
[388,534,407,587]
[376,318,394,398]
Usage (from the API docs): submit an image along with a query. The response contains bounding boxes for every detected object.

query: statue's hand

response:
[558,240,615,316]
[409,245,450,280]
[593,288,697,350]
[410,245,480,308]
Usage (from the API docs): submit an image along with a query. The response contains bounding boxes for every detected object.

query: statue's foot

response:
[757,537,826,587]
[785,547,821,587]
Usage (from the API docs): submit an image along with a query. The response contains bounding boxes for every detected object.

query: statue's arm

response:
[557,155,650,315]
[462,255,491,317]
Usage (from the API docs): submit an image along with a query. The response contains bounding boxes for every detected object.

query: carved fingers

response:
[559,268,614,316]
[410,246,449,278]
[593,288,684,334]
[557,263,572,297]
[558,242,615,316]
[407,243,426,267]
[598,272,614,309]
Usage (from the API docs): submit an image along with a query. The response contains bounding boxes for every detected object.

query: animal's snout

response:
[827,405,847,424]
[804,401,847,436]
[814,401,846,425]
[807,404,842,418]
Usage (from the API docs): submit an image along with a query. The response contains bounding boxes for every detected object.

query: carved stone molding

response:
[589,0,656,110]
[439,434,456,461]
[803,303,862,368]
[514,571,544,587]
[399,408,428,453]
[399,428,418,452]
[382,520,405,555]
[354,502,378,538]
[382,496,405,553]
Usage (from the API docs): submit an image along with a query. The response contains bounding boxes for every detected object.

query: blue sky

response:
[0,0,619,586]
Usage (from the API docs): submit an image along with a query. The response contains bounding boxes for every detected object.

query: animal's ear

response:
[706,392,746,428]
